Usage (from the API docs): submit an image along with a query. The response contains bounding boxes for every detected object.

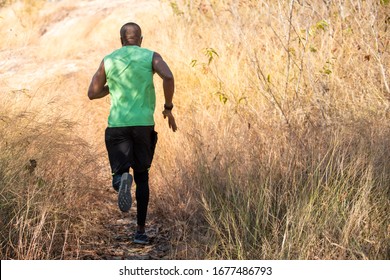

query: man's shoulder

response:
[104,47,155,66]
[106,46,154,56]
[104,47,124,59]
[139,47,155,55]
[136,47,155,61]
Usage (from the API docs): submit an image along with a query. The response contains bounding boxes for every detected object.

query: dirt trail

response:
[79,185,172,260]
[1,0,173,260]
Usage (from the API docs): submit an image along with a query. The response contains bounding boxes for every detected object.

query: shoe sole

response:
[134,238,149,245]
[134,231,149,245]
[118,173,132,212]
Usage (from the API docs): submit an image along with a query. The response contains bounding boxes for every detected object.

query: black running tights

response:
[134,170,149,227]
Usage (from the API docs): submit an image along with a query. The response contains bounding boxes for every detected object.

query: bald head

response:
[120,22,143,46]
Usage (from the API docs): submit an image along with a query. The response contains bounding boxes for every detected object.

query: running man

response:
[87,22,177,244]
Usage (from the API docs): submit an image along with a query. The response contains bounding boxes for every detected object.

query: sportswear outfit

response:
[104,45,157,230]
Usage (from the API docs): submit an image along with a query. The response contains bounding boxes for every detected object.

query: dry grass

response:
[151,0,390,259]
[0,0,109,259]
[1,0,389,260]
[0,90,106,259]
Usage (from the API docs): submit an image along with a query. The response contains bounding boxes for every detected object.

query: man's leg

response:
[132,126,157,244]
[105,127,133,191]
[105,127,134,212]
[134,170,149,233]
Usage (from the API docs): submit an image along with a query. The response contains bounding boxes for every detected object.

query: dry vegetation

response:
[154,0,390,259]
[0,0,389,259]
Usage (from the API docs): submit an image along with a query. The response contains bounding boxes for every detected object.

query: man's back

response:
[104,46,156,127]
[88,22,177,244]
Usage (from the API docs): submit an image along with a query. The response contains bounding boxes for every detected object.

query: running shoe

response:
[118,172,132,212]
[134,231,149,245]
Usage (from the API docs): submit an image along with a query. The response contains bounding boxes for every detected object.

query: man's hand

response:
[162,110,177,132]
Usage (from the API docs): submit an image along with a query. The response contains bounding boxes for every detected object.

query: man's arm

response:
[152,52,177,132]
[152,52,174,106]
[88,60,109,100]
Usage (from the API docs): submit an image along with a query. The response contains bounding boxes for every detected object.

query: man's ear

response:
[120,37,124,46]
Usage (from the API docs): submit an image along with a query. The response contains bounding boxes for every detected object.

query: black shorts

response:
[105,126,158,174]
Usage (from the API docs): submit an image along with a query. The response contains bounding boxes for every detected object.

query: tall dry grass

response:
[151,0,390,259]
[0,89,107,259]
[0,0,109,259]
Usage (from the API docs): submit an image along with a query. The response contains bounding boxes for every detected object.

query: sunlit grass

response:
[152,0,390,259]
[0,91,106,259]
[0,0,389,259]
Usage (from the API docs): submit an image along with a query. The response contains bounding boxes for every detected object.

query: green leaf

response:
[238,97,247,104]
[215,91,227,104]
[219,94,228,104]
[190,59,197,67]
[170,1,184,16]
[288,47,296,56]
[316,20,329,31]
[321,66,332,75]
[204,48,219,65]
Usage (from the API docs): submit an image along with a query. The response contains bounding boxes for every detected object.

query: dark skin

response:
[88,25,177,132]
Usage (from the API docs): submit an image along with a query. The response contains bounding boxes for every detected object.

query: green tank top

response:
[104,46,155,127]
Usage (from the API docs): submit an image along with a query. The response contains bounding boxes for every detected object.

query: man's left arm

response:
[88,60,109,100]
